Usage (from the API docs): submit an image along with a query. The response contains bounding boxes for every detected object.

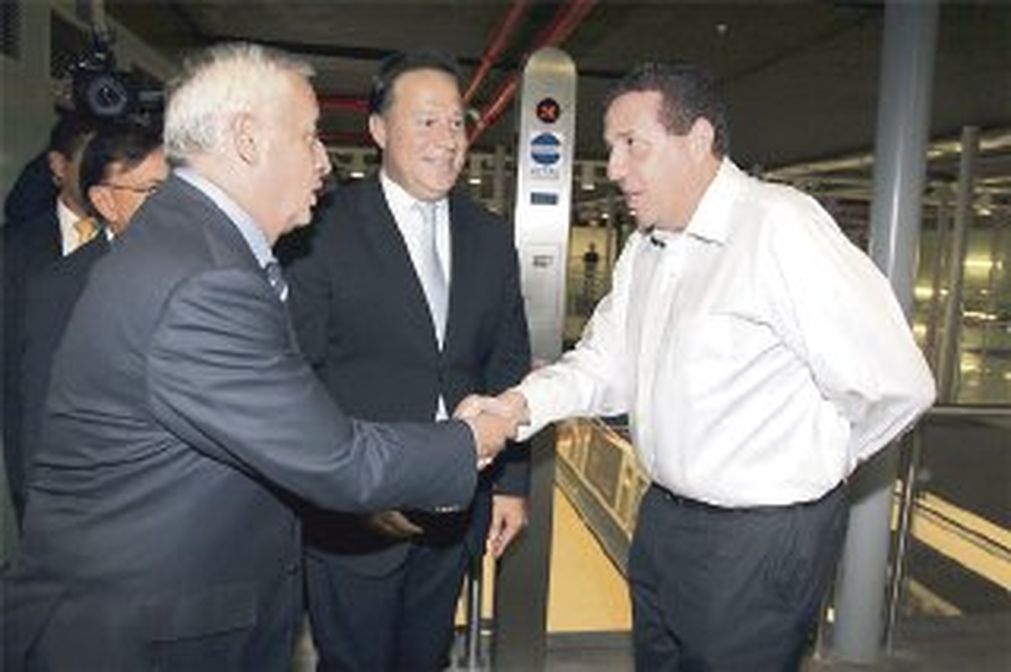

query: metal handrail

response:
[920,403,1011,421]
[564,405,1009,654]
[883,402,1011,651]
[926,404,1011,414]
[463,403,1008,668]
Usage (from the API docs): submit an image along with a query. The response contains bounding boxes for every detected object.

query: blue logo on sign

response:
[531,133,561,166]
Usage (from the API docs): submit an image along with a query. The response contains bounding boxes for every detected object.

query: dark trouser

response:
[629,483,848,672]
[305,541,469,672]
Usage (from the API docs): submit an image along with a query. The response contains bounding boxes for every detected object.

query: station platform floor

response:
[293,487,1010,671]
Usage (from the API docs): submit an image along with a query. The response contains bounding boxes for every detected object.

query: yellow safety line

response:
[918,492,1011,554]
[910,498,1011,590]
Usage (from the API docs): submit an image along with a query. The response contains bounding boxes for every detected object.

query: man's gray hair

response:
[164,42,314,164]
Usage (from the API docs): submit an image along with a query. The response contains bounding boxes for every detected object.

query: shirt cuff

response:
[513,378,556,442]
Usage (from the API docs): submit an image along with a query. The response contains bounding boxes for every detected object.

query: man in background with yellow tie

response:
[15,122,168,526]
[2,110,99,521]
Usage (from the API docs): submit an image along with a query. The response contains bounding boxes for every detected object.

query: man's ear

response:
[47,150,68,187]
[232,113,259,165]
[368,114,387,151]
[688,118,715,161]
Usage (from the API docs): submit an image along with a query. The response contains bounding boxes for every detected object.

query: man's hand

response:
[455,390,530,427]
[488,494,528,558]
[455,390,531,469]
[364,510,424,539]
[460,411,516,469]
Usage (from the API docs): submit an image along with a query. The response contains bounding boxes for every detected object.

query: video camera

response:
[70,29,163,120]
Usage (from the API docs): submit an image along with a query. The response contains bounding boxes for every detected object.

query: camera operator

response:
[4,30,160,223]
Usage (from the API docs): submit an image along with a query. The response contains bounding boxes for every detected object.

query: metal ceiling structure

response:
[103,0,1010,167]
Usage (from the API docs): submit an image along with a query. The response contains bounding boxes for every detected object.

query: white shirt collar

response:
[682,157,745,246]
[57,197,81,256]
[379,170,448,224]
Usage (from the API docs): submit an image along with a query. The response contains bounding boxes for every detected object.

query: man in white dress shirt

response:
[462,61,935,670]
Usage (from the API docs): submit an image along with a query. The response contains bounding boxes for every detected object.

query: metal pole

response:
[924,189,950,370]
[936,126,979,402]
[492,144,507,215]
[831,0,938,664]
[604,191,616,273]
[492,431,557,671]
[982,208,1003,352]
[884,429,922,652]
[461,556,485,669]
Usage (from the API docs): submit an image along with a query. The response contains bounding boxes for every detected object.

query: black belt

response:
[650,481,844,513]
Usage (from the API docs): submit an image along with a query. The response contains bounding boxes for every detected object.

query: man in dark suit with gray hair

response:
[3,42,516,672]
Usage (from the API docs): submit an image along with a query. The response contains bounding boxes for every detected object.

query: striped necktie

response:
[264,261,288,302]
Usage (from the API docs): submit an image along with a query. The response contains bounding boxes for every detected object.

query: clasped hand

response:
[454,390,529,470]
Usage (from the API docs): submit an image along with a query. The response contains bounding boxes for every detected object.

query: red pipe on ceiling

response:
[320,131,371,145]
[535,0,596,48]
[468,0,596,145]
[318,95,370,113]
[316,0,528,147]
[463,0,532,105]
[316,0,593,148]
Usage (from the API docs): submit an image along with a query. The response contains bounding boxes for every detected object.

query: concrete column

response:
[831,0,938,663]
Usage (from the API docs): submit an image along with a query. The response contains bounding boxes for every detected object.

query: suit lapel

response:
[359,179,441,353]
[166,175,263,275]
[25,210,62,268]
[444,191,482,355]
[165,175,301,346]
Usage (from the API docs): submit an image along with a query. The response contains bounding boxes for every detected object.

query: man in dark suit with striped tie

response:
[3,42,516,672]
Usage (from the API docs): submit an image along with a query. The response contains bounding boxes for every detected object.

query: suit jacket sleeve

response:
[145,267,477,513]
[484,229,532,497]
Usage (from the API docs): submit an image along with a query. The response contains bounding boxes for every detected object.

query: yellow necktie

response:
[73,217,98,249]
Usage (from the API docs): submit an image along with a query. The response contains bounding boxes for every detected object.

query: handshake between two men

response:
[368,390,534,541]
[455,390,532,470]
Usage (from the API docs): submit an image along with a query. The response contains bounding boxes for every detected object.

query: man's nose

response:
[314,139,332,175]
[606,150,624,182]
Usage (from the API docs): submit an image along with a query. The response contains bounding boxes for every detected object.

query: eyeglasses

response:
[100,181,162,196]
